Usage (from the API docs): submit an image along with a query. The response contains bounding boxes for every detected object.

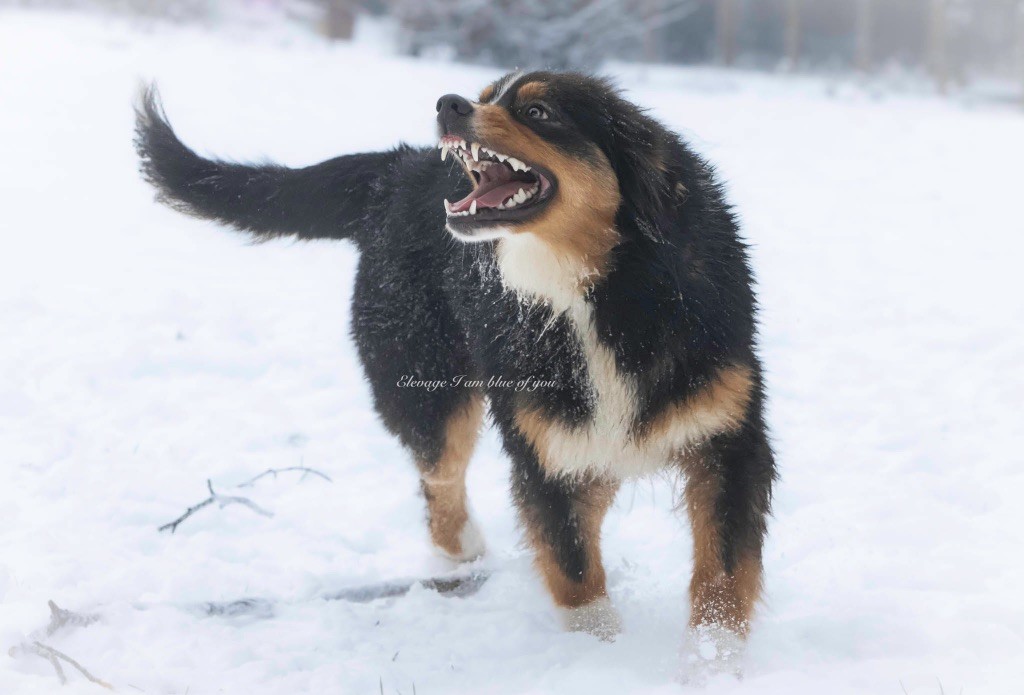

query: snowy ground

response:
[2,9,1023,694]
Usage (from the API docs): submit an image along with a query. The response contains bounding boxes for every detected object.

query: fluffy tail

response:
[134,85,400,244]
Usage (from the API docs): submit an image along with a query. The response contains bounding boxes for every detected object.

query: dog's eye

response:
[525,105,548,121]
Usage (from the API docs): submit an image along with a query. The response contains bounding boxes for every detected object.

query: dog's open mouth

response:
[439,135,555,226]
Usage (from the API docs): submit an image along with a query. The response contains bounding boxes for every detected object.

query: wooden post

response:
[785,0,802,71]
[928,0,949,94]
[644,0,665,63]
[855,0,874,74]
[1017,0,1024,108]
[716,0,738,67]
[324,0,355,41]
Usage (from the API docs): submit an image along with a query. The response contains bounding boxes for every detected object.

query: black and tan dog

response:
[135,71,776,644]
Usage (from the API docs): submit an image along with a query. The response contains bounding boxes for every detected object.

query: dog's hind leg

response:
[351,257,487,562]
[417,393,486,561]
[682,416,774,643]
[511,457,621,639]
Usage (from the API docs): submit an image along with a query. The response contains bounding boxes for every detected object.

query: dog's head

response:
[436,72,673,254]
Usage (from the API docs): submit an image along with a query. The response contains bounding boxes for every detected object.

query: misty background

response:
[5,0,1024,103]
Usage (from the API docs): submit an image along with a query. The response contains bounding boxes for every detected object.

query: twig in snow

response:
[198,571,492,620]
[322,570,490,603]
[46,600,99,636]
[158,479,273,534]
[235,466,332,488]
[9,641,113,690]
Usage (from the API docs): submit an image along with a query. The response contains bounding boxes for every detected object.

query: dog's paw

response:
[560,596,621,641]
[678,623,745,684]
[433,515,486,563]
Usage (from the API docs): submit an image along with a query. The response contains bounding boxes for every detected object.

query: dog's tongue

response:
[450,165,525,212]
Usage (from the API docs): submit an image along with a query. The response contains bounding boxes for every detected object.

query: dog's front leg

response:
[511,452,621,639]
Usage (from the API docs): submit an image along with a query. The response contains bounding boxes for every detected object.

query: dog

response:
[135,71,775,645]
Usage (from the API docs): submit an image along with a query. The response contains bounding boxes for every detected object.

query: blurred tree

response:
[644,0,665,62]
[324,0,355,39]
[854,0,874,72]
[1018,0,1024,105]
[785,0,803,70]
[715,0,739,65]
[388,0,697,69]
[15,0,1016,100]
[928,0,950,92]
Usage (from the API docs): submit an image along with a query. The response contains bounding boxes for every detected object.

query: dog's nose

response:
[436,93,473,131]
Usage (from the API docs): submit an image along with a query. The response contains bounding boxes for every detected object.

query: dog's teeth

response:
[515,188,527,204]
[496,153,507,162]
[471,143,480,161]
[504,196,516,208]
[497,202,505,210]
[441,144,449,161]
[444,198,453,214]
[507,158,523,171]
[469,200,477,215]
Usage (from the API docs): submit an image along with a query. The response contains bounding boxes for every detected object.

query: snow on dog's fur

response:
[135,71,776,645]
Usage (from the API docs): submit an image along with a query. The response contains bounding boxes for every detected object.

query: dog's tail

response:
[134,85,400,245]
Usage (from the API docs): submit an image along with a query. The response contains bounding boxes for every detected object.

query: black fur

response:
[135,73,776,623]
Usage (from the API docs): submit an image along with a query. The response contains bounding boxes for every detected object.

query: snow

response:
[2,9,1023,694]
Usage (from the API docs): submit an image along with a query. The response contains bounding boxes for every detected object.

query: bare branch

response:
[199,571,492,619]
[157,492,215,534]
[208,480,274,518]
[158,479,272,534]
[235,466,333,488]
[10,641,113,690]
[46,600,99,637]
[44,648,67,685]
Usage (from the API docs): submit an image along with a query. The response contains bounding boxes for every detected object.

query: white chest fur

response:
[496,233,724,479]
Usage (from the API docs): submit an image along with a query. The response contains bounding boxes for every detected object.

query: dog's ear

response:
[590,83,674,236]
[608,116,672,217]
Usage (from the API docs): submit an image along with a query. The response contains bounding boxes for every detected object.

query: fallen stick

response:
[9,641,113,690]
[46,599,99,636]
[159,466,331,533]
[200,570,491,618]
[236,466,332,487]
[159,479,273,533]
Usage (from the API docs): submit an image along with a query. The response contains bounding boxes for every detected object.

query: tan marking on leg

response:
[683,456,762,636]
[525,479,619,608]
[420,394,484,559]
[473,105,621,282]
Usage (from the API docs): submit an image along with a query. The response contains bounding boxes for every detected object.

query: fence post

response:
[324,0,355,41]
[1017,0,1024,108]
[855,0,874,73]
[716,0,738,66]
[785,0,802,71]
[928,0,949,94]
